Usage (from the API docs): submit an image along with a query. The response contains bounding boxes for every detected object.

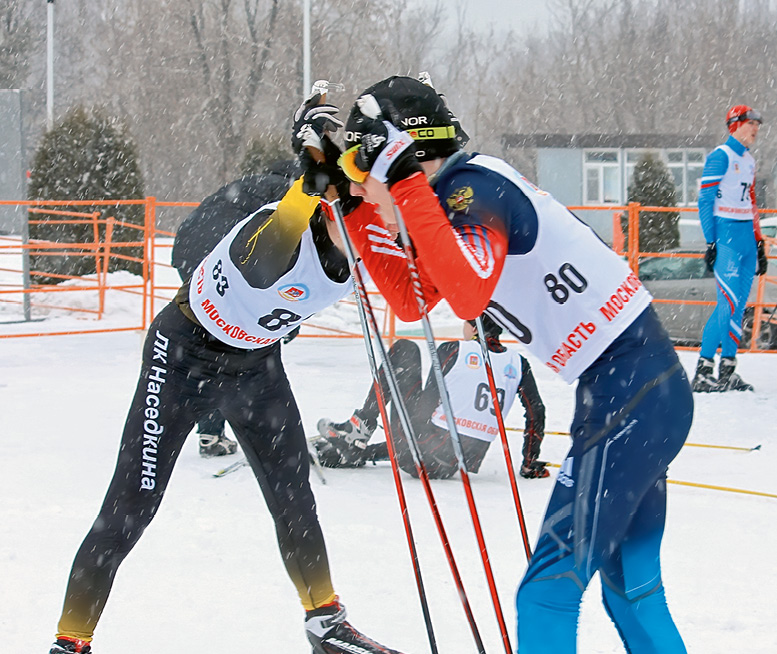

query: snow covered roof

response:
[503,133,718,149]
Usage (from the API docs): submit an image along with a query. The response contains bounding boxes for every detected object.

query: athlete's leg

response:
[360,338,423,423]
[196,408,226,437]
[700,272,727,360]
[516,309,692,653]
[718,223,756,358]
[55,304,209,641]
[702,221,757,358]
[222,344,336,610]
[599,478,686,654]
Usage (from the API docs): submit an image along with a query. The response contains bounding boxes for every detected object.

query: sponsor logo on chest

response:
[278,284,309,301]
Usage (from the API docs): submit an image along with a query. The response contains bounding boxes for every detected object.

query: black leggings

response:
[56,303,334,640]
[362,339,489,480]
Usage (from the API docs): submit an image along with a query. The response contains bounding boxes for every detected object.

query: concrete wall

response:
[536,148,581,206]
[0,90,25,234]
[535,148,615,242]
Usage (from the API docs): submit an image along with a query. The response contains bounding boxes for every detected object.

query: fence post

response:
[750,246,768,351]
[612,211,625,255]
[143,196,157,330]
[21,206,31,321]
[387,306,397,345]
[99,216,114,320]
[627,202,641,275]
[91,210,101,291]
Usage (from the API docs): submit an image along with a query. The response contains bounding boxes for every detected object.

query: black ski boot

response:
[199,433,238,457]
[718,357,754,392]
[520,459,550,479]
[49,638,92,654]
[305,600,404,654]
[313,412,376,467]
[691,356,719,392]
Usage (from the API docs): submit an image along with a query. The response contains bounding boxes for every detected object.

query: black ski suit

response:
[55,181,350,642]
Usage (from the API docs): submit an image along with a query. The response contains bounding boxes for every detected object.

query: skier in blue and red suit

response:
[295,75,694,653]
[692,104,768,392]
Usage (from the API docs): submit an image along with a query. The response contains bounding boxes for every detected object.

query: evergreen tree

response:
[27,107,145,283]
[239,133,292,177]
[622,152,680,253]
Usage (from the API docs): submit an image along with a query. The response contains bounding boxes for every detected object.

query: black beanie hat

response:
[344,76,467,162]
[467,314,503,339]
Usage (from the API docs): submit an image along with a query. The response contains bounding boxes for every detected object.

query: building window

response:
[583,148,707,207]
[661,149,706,205]
[623,148,706,207]
[583,150,621,204]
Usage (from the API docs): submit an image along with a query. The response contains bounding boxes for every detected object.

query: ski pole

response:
[392,202,513,654]
[306,442,327,485]
[331,199,452,654]
[473,316,533,562]
[304,109,478,651]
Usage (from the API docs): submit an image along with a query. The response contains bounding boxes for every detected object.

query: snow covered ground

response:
[2,271,776,653]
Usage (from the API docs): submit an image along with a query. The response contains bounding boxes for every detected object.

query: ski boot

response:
[520,459,550,479]
[313,412,376,468]
[49,638,92,654]
[718,357,754,392]
[199,433,238,457]
[305,599,404,654]
[691,356,719,392]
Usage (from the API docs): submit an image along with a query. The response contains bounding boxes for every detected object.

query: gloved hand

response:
[350,94,422,187]
[757,239,769,276]
[281,325,301,345]
[292,93,348,197]
[704,242,717,273]
[297,137,348,197]
[291,92,343,154]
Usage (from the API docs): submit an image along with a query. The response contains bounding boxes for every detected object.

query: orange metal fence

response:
[588,203,777,353]
[0,199,774,352]
[0,198,393,340]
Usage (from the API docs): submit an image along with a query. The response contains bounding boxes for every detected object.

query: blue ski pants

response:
[516,307,693,653]
[700,218,757,358]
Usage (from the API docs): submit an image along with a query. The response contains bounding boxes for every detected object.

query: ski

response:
[212,458,248,478]
[307,440,328,485]
[212,450,326,484]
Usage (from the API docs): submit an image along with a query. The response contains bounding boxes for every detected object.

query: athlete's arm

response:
[390,173,508,319]
[750,183,763,241]
[346,167,512,321]
[229,177,320,288]
[698,148,728,244]
[343,199,445,320]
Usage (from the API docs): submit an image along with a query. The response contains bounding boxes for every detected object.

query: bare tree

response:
[17,0,777,210]
[0,1,40,89]
[184,0,281,181]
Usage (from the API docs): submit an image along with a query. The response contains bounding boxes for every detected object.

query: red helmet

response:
[726,104,763,133]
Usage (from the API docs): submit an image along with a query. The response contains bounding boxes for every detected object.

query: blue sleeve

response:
[698,148,728,244]
[435,163,538,255]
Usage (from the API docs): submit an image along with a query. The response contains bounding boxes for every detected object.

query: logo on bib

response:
[466,353,481,369]
[278,284,309,301]
[504,363,518,379]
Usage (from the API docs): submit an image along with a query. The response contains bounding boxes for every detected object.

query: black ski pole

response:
[329,198,486,654]
[392,202,513,654]
[473,316,533,562]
